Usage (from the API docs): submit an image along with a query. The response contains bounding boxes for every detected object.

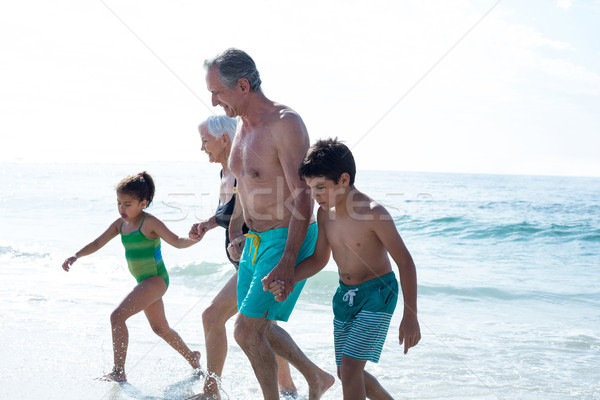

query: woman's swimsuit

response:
[214,175,248,267]
[120,214,169,288]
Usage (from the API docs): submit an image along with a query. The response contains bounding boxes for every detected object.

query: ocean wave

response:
[400,216,598,244]
[419,284,600,304]
[0,244,49,259]
[169,261,233,277]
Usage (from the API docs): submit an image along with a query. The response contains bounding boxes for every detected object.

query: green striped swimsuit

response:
[120,214,169,288]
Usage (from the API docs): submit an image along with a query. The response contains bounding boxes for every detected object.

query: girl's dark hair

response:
[116,171,155,208]
[298,138,356,185]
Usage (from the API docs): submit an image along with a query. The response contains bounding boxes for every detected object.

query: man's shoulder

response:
[270,104,304,131]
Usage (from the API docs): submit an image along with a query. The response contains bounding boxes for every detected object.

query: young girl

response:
[62,171,201,382]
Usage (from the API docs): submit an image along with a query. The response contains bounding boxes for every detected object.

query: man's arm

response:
[266,112,313,297]
[264,207,331,300]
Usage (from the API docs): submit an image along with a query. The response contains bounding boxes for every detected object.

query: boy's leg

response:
[144,295,201,369]
[104,276,167,381]
[364,370,394,400]
[339,356,367,400]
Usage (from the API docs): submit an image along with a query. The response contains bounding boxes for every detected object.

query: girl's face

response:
[117,192,146,221]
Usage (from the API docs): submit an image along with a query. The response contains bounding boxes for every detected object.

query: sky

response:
[1,0,599,177]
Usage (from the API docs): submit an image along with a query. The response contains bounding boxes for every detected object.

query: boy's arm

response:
[263,208,331,299]
[373,206,421,354]
[62,219,120,271]
[147,215,199,249]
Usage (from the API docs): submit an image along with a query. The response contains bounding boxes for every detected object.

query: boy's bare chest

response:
[325,217,378,253]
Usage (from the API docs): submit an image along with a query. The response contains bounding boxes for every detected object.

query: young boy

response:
[263,138,421,400]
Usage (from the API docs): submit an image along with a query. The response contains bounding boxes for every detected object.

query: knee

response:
[110,309,127,326]
[339,361,360,383]
[202,304,224,330]
[233,317,255,349]
[150,322,171,338]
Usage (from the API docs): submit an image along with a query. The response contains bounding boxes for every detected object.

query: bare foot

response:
[189,350,202,370]
[308,369,335,400]
[185,390,219,400]
[96,371,127,383]
[281,388,299,399]
[185,375,221,400]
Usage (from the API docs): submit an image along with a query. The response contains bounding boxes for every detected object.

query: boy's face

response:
[305,175,348,210]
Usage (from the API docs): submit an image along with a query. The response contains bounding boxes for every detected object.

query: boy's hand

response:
[399,314,421,354]
[62,256,77,272]
[264,280,286,301]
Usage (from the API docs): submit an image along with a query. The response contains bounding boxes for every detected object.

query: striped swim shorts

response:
[332,272,398,366]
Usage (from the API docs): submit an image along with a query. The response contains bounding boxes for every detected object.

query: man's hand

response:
[261,255,295,300]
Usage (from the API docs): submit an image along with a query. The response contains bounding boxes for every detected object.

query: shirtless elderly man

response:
[203,48,334,400]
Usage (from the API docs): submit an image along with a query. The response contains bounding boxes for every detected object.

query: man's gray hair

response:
[204,48,262,92]
[200,115,237,141]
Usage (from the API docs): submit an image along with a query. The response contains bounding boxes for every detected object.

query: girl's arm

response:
[145,214,198,249]
[62,219,121,272]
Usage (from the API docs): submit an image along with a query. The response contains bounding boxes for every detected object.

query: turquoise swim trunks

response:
[333,272,398,365]
[237,222,317,322]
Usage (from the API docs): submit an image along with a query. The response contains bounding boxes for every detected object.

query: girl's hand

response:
[62,256,77,272]
[189,221,210,241]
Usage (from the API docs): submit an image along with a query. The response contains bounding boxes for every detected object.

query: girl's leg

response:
[144,292,201,369]
[102,276,168,382]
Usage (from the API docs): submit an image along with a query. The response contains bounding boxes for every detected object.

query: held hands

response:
[265,280,286,302]
[189,221,210,241]
[261,257,295,301]
[399,314,421,354]
[62,256,77,272]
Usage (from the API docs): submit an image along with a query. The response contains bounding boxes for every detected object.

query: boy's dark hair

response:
[116,171,155,208]
[298,138,356,185]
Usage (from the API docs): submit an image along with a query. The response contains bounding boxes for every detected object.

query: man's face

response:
[206,66,239,118]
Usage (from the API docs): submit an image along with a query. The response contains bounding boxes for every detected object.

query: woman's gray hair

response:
[200,115,237,141]
[204,48,262,92]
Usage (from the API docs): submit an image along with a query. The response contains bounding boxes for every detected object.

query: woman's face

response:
[200,124,226,164]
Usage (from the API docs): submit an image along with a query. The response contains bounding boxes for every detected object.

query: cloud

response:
[556,0,574,9]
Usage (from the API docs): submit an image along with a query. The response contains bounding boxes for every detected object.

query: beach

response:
[1,161,599,399]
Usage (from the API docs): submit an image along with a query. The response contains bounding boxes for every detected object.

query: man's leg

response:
[266,323,334,400]
[234,314,280,400]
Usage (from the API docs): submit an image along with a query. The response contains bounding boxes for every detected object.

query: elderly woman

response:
[189,115,296,399]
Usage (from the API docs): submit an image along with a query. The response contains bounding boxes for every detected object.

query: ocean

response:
[1,161,598,400]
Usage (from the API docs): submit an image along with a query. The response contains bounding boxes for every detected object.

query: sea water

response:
[0,161,599,400]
